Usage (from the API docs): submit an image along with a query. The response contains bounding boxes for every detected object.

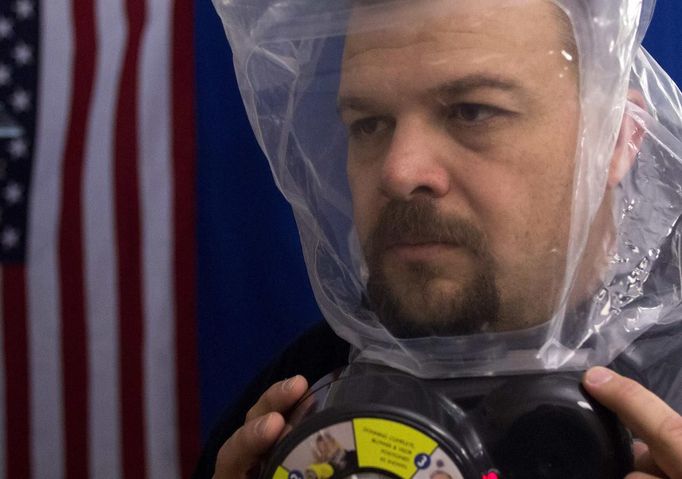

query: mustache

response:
[365,198,489,258]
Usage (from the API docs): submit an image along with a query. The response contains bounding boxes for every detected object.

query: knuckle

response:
[658,413,682,443]
[215,437,234,471]
[245,405,259,422]
[215,429,250,476]
[216,431,238,460]
[246,384,282,421]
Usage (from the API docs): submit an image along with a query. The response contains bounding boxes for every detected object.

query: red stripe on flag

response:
[172,0,201,475]
[115,0,147,477]
[3,265,31,479]
[59,0,97,476]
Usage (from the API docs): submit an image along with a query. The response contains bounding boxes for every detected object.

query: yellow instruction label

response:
[353,418,437,478]
[273,466,289,479]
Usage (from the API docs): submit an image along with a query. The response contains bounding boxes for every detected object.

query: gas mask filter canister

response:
[259,364,632,479]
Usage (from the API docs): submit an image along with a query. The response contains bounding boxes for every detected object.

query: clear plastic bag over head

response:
[212,0,682,378]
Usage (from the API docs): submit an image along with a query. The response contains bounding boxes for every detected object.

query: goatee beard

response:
[365,198,501,338]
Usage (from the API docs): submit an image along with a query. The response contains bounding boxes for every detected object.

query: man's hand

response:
[213,375,309,479]
[583,367,682,478]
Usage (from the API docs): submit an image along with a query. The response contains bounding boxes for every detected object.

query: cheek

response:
[347,167,380,246]
[465,144,576,267]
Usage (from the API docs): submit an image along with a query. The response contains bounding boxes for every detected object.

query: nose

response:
[380,116,451,200]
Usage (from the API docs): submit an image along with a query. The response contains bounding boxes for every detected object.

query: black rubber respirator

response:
[260,364,632,479]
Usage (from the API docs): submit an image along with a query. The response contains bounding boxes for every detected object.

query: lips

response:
[385,241,461,262]
[384,234,461,249]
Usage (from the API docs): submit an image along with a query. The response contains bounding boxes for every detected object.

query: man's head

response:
[218,0,670,371]
[339,0,589,336]
[216,0,668,377]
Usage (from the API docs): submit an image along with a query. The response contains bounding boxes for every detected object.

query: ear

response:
[607,89,647,188]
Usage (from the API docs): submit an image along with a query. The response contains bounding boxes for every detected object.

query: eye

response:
[348,116,392,139]
[448,103,503,124]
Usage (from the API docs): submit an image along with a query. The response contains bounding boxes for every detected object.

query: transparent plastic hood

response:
[212,0,682,378]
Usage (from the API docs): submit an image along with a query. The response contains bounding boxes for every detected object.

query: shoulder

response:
[611,320,682,413]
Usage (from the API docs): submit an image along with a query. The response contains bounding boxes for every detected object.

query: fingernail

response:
[282,376,298,392]
[256,414,271,437]
[585,367,614,386]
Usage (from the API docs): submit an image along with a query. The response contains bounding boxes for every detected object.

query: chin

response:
[370,274,501,337]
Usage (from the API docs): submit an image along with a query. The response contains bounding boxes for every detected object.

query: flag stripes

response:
[171,1,201,477]
[1,0,200,477]
[27,0,69,474]
[59,0,95,476]
[115,0,147,476]
[139,0,180,477]
[85,0,124,476]
[0,269,5,477]
[0,272,6,479]
[3,265,30,478]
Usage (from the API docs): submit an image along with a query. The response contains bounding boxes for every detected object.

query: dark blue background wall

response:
[194,0,323,442]
[194,0,682,442]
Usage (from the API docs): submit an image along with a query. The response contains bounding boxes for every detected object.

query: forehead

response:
[340,0,571,94]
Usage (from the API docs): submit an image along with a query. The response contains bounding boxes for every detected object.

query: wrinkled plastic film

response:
[213,0,682,381]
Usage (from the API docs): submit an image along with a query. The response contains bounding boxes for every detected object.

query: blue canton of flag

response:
[0,0,37,264]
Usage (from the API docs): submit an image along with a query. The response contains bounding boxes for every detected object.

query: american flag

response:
[0,0,200,477]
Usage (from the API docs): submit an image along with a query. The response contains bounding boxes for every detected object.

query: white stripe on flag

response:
[27,1,73,478]
[139,0,179,477]
[84,0,126,477]
[0,271,6,479]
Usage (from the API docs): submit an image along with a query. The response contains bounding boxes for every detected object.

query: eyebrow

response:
[429,74,526,98]
[337,73,528,114]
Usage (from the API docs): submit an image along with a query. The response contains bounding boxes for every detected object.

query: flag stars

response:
[0,64,11,87]
[8,137,27,158]
[13,42,33,66]
[1,226,19,250]
[14,0,35,20]
[0,16,13,40]
[10,88,31,112]
[4,182,22,205]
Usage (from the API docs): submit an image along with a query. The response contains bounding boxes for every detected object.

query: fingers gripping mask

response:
[212,0,682,378]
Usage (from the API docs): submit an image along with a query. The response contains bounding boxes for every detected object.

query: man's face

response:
[338,0,580,336]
